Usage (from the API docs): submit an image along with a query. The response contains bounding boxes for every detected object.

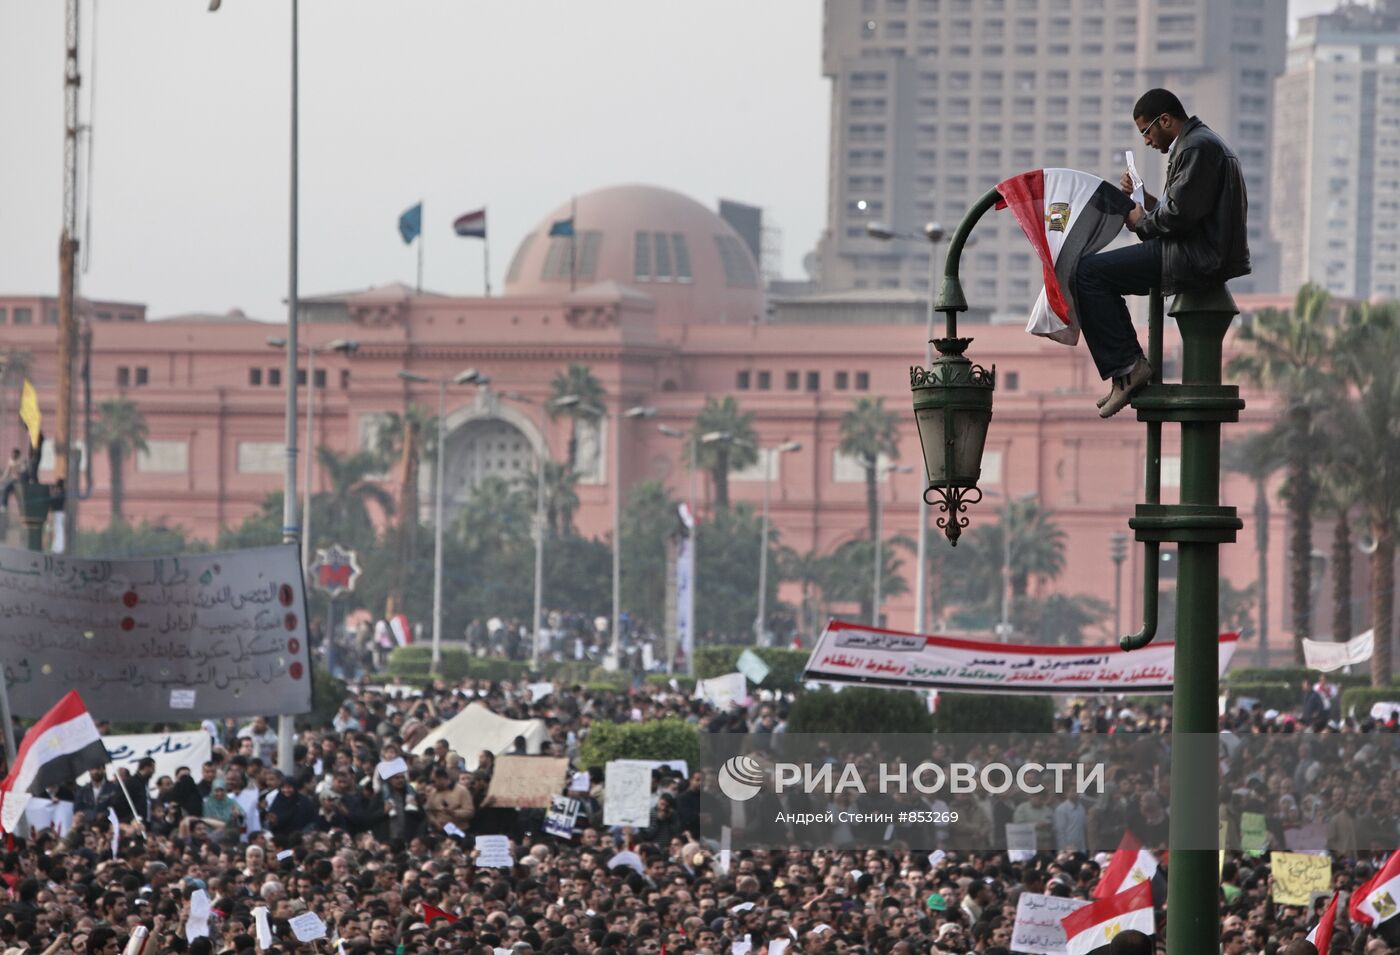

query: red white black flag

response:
[997,168,1135,346]
[0,691,108,831]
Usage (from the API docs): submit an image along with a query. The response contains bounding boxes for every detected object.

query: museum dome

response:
[502,184,765,325]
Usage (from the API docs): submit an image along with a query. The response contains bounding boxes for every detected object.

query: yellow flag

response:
[18,379,41,450]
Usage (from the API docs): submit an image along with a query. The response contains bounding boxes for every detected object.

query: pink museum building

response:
[0,184,1309,649]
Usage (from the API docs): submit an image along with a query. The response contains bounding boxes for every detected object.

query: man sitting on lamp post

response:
[1076,88,1251,418]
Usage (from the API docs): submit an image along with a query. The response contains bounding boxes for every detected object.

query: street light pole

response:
[868,220,945,634]
[398,368,483,675]
[1111,532,1129,638]
[755,441,801,646]
[873,463,913,627]
[498,390,562,669]
[609,404,656,670]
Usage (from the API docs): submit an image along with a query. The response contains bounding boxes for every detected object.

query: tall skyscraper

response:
[816,0,1287,319]
[1273,4,1400,300]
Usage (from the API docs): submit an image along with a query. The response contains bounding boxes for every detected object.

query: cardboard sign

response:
[484,756,569,809]
[602,761,653,827]
[1272,852,1333,906]
[1010,894,1089,955]
[545,795,579,839]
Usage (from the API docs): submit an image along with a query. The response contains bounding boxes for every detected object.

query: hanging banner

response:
[104,730,213,783]
[1302,630,1373,672]
[675,505,695,671]
[0,544,311,719]
[801,620,1238,695]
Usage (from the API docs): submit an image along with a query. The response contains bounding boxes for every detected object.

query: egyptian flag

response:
[390,613,413,647]
[1352,850,1400,926]
[0,691,108,832]
[453,208,487,239]
[422,904,458,925]
[997,168,1135,346]
[1092,830,1158,900]
[1061,880,1155,955]
[1308,892,1340,953]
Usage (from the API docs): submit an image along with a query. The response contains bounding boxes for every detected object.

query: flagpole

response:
[0,674,15,766]
[416,202,424,294]
[569,195,577,292]
[483,233,491,297]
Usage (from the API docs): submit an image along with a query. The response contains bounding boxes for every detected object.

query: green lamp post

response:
[911,188,1000,545]
[928,186,1242,955]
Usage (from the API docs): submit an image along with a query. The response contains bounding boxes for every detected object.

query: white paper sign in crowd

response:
[1010,894,1090,955]
[104,731,212,783]
[474,835,514,868]
[603,761,653,828]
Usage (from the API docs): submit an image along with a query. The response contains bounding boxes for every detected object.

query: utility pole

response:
[56,0,82,547]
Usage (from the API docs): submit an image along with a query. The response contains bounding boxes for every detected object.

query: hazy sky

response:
[0,0,1344,321]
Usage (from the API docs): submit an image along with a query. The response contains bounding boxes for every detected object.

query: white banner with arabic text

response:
[802,620,1238,694]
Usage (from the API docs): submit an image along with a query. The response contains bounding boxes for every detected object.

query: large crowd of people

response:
[3,671,1398,955]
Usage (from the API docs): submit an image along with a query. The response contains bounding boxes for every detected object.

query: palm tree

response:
[1326,302,1400,685]
[942,500,1066,616]
[313,448,394,546]
[692,396,758,511]
[838,397,901,542]
[91,398,149,526]
[1227,283,1335,661]
[375,403,434,619]
[456,474,533,556]
[1223,429,1285,664]
[779,546,828,638]
[548,364,606,470]
[817,536,910,624]
[523,459,581,538]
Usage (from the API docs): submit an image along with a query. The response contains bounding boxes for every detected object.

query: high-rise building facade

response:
[1272,5,1400,300]
[816,0,1287,317]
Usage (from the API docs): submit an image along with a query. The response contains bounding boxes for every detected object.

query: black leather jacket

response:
[1131,116,1250,295]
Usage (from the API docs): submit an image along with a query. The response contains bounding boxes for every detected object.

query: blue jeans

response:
[1076,239,1162,380]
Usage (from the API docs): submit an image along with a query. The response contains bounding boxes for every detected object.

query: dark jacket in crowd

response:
[1131,116,1250,295]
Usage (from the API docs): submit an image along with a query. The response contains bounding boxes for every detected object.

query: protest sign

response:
[694,673,747,708]
[802,619,1238,694]
[1006,823,1038,863]
[1241,812,1269,855]
[603,761,653,827]
[0,544,311,719]
[289,913,327,942]
[104,731,212,784]
[475,835,514,868]
[1272,852,1333,906]
[545,796,580,839]
[24,797,74,836]
[485,756,569,809]
[736,650,771,685]
[1010,894,1089,955]
[1303,630,1373,672]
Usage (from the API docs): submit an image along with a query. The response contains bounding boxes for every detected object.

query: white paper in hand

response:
[1125,150,1146,207]
[185,889,211,940]
[290,912,328,942]
[252,907,274,950]
[768,941,790,955]
[731,935,753,955]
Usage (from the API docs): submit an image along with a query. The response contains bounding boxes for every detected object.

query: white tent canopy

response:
[411,702,547,771]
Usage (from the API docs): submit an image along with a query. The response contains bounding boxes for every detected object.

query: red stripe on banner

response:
[824,618,1239,655]
[996,169,1070,321]
[1061,880,1154,942]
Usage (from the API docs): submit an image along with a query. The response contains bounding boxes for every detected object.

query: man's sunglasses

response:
[1139,114,1166,139]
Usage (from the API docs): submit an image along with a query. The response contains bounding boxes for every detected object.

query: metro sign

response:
[309,543,361,597]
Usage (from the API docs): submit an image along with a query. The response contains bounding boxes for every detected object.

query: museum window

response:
[340,369,351,390]
[855,371,871,391]
[835,371,850,390]
[633,232,651,281]
[1005,371,1019,391]
[135,367,149,386]
[314,369,326,388]
[786,371,800,391]
[736,370,751,390]
[757,371,771,390]
[806,371,820,392]
[672,234,692,282]
[268,368,282,387]
[117,367,130,387]
[13,307,31,325]
[249,368,263,386]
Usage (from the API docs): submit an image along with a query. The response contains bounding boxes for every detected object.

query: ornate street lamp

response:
[910,190,1000,545]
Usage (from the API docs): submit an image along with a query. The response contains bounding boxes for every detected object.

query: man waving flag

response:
[1307,892,1339,954]
[0,691,108,833]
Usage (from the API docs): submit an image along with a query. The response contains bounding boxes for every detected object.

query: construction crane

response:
[55,0,82,547]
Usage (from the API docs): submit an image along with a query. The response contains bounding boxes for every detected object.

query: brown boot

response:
[1098,358,1152,419]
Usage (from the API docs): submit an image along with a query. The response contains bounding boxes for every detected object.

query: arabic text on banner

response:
[801,620,1238,695]
[1010,894,1089,955]
[0,544,311,719]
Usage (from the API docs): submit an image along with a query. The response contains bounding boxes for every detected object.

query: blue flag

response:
[399,203,422,244]
[548,217,574,237]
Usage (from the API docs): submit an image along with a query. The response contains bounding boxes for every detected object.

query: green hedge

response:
[932,693,1055,733]
[788,687,934,734]
[1340,687,1400,720]
[388,647,533,682]
[578,717,701,771]
[694,646,808,691]
[1223,681,1301,713]
[1226,667,1371,691]
[645,674,697,692]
